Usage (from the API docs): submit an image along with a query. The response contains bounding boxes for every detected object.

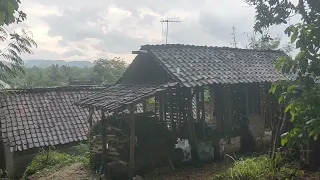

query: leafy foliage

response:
[0,169,8,179]
[0,0,26,26]
[92,57,127,85]
[0,28,37,89]
[213,155,303,180]
[247,0,320,160]
[0,0,37,93]
[6,58,127,88]
[245,31,281,50]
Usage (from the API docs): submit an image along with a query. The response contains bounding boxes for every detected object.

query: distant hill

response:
[24,60,94,68]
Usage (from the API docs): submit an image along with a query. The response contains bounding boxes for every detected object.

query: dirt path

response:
[29,163,98,180]
[143,163,230,180]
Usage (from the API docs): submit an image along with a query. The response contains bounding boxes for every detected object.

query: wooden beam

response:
[129,105,136,180]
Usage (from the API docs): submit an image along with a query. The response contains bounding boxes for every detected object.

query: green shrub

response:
[213,155,304,180]
[23,145,90,179]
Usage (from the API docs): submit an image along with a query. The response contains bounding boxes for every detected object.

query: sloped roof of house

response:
[0,86,104,152]
[139,44,292,87]
[75,82,177,110]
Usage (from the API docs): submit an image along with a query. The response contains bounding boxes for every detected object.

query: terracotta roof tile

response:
[140,44,294,86]
[0,86,104,152]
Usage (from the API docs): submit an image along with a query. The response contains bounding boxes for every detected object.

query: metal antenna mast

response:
[160,19,181,44]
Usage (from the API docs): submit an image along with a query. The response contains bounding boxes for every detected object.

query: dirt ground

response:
[143,162,231,180]
[27,161,320,180]
[29,163,98,180]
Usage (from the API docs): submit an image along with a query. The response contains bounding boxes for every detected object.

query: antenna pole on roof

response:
[160,19,181,44]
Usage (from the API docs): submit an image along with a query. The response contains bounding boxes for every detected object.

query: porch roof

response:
[75,82,178,112]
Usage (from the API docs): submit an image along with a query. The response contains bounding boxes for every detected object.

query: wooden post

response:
[143,100,147,112]
[87,108,94,128]
[210,86,221,160]
[200,87,206,140]
[187,89,199,163]
[245,85,249,115]
[159,93,164,123]
[87,108,94,168]
[129,105,136,180]
[221,86,232,144]
[169,89,176,132]
[178,90,183,132]
[196,88,201,123]
[101,110,108,176]
[155,96,158,118]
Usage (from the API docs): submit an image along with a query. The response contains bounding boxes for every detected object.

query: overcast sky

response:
[15,0,297,63]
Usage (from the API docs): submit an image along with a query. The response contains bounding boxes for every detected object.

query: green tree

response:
[0,0,26,26]
[245,32,281,50]
[0,0,36,91]
[92,57,127,84]
[246,0,320,162]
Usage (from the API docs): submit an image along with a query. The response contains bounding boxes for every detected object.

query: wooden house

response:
[76,44,290,179]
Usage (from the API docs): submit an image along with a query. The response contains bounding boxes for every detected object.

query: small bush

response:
[23,145,90,179]
[213,155,304,180]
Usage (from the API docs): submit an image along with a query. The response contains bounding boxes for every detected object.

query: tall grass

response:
[213,154,304,180]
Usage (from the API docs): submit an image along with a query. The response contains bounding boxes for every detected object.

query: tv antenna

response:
[160,19,181,44]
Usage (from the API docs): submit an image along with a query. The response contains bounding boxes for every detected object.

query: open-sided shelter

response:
[76,44,291,179]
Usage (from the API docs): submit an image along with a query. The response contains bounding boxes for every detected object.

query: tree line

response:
[7,58,127,88]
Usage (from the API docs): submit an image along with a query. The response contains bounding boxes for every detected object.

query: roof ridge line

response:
[140,44,283,53]
[6,85,107,93]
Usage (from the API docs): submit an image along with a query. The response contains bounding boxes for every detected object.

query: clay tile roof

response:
[0,85,105,152]
[140,44,294,87]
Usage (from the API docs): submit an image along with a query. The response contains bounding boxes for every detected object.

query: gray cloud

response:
[198,11,255,46]
[61,49,84,58]
[22,0,294,62]
[42,8,105,41]
[41,5,161,54]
